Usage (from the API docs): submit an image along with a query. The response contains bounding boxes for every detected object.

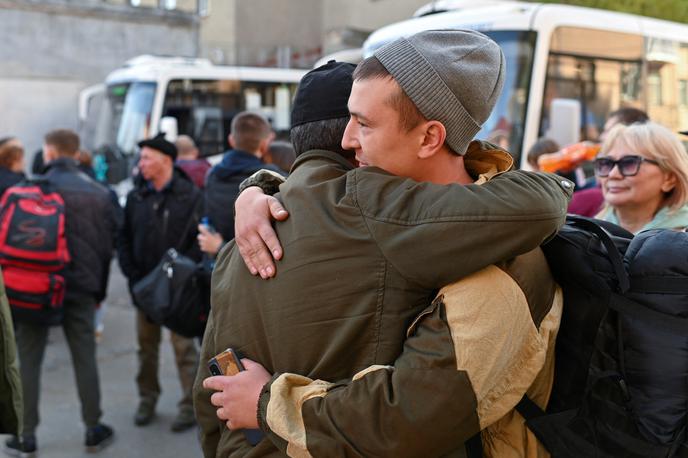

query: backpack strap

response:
[464,433,483,458]
[566,215,629,293]
[515,394,546,421]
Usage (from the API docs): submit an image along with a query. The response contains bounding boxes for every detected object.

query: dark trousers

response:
[136,310,198,411]
[14,295,102,435]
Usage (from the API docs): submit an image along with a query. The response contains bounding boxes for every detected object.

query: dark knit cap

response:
[291,60,355,129]
[138,132,177,160]
[374,29,506,156]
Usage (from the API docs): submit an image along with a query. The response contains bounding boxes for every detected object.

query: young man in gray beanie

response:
[197,31,569,457]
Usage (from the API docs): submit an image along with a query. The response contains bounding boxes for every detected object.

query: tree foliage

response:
[529,0,688,23]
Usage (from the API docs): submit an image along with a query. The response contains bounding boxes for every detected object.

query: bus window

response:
[645,38,688,133]
[475,30,537,164]
[162,79,298,157]
[540,27,644,142]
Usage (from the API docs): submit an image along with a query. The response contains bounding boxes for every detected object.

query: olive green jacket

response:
[194,142,573,457]
[258,248,562,458]
[0,270,23,435]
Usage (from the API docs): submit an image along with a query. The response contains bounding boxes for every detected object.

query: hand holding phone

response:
[207,348,264,446]
[208,348,244,376]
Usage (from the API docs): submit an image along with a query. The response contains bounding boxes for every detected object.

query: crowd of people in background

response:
[0,110,295,456]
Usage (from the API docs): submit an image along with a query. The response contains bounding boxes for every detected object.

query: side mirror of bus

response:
[160,117,179,142]
[547,98,581,148]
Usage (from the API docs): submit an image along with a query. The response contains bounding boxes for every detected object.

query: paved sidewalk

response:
[2,263,203,458]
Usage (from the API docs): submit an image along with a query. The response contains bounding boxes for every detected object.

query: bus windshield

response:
[475,30,536,164]
[116,82,156,156]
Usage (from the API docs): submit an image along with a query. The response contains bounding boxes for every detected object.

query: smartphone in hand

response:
[207,348,264,446]
[208,348,244,376]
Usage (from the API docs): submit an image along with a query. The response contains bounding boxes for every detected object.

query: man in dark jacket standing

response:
[198,112,282,257]
[6,129,117,456]
[118,133,202,433]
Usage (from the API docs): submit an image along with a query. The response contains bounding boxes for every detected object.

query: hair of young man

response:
[230,112,272,153]
[353,56,425,133]
[527,137,560,169]
[44,129,80,157]
[0,144,23,170]
[176,135,198,159]
[267,140,296,172]
[290,117,350,157]
[79,149,93,168]
[608,107,649,126]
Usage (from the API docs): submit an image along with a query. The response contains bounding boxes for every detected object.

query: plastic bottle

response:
[538,141,601,173]
[200,216,216,234]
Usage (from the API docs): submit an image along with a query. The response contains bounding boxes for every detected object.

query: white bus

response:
[79,55,306,183]
[365,0,688,168]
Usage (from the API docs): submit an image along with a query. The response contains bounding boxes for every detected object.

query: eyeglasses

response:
[593,155,660,177]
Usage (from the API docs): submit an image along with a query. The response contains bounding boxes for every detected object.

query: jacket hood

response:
[463,140,514,184]
[213,149,267,180]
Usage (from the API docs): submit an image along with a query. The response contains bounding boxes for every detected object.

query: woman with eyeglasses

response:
[594,122,688,233]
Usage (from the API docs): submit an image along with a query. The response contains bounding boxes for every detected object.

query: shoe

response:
[134,398,156,426]
[4,435,37,458]
[170,407,196,432]
[85,423,114,453]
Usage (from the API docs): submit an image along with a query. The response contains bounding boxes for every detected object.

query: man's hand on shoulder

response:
[203,359,272,430]
[234,186,289,279]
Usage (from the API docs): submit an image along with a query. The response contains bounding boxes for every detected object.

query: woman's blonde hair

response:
[601,122,688,211]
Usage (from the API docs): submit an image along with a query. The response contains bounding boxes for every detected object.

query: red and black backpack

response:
[0,180,70,325]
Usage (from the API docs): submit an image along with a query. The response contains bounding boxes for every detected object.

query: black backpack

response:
[517,215,688,457]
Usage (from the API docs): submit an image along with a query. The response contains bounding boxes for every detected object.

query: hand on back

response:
[234,186,288,278]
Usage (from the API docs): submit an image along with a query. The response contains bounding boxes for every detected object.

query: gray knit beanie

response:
[374,29,505,156]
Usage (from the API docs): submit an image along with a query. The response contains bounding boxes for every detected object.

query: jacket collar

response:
[291,149,355,173]
[44,157,80,172]
[136,166,193,196]
[290,143,512,183]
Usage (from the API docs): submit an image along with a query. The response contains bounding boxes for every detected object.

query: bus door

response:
[539,27,645,144]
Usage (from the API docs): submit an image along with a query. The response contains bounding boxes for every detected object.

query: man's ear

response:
[417,120,447,159]
[257,133,275,159]
[43,144,57,163]
[228,134,236,149]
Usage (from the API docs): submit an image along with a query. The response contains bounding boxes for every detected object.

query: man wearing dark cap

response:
[117,132,202,433]
[195,31,571,457]
[6,129,117,455]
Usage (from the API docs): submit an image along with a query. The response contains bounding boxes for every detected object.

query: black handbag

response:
[131,215,210,338]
